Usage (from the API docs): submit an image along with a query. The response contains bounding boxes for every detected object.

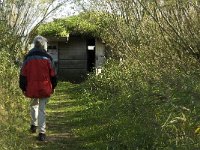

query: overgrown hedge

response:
[0,21,30,149]
[73,55,200,149]
[66,1,200,149]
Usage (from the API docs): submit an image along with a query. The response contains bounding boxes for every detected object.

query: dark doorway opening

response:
[87,38,95,72]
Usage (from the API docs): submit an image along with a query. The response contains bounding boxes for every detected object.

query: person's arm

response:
[19,53,29,92]
[49,61,57,89]
[19,74,27,92]
[51,75,57,89]
[19,63,27,92]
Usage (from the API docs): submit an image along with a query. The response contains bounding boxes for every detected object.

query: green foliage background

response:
[1,0,200,149]
[63,1,200,149]
[36,12,100,37]
[73,56,200,149]
[0,22,30,150]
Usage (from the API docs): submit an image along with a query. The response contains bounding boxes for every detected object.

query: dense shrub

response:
[70,1,200,149]
[74,53,200,149]
[0,50,30,149]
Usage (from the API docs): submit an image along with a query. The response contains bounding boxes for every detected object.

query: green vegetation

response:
[1,0,200,149]
[0,50,30,149]
[36,12,101,37]
[70,58,200,149]
[0,21,30,150]
[61,0,200,149]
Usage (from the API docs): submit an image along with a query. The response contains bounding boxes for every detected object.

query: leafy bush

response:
[36,12,100,38]
[73,53,200,149]
[0,50,30,149]
[68,1,200,149]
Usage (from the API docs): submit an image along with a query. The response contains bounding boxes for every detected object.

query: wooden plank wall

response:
[58,36,88,82]
[95,39,106,75]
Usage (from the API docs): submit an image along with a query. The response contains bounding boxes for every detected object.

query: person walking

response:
[19,35,57,141]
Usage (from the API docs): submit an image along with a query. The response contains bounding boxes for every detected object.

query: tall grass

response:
[73,54,200,149]
[71,1,200,149]
[0,51,30,150]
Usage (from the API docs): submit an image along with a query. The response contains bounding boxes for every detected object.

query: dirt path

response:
[31,82,85,150]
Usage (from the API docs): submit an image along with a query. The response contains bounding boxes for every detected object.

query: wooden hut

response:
[47,35,106,83]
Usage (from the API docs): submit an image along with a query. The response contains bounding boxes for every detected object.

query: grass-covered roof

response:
[36,12,102,38]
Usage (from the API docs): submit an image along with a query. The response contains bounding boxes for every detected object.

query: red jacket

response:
[19,48,57,98]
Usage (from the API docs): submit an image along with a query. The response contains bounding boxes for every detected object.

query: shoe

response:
[38,133,46,141]
[30,125,37,133]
